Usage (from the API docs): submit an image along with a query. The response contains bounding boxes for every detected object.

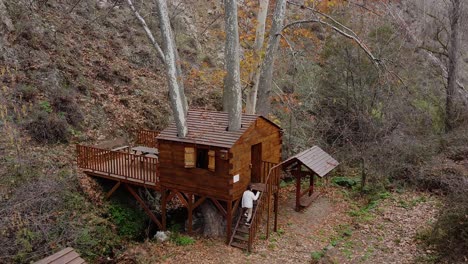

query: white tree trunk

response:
[256,0,287,116]
[224,0,242,131]
[156,0,188,137]
[245,0,269,114]
[446,0,461,131]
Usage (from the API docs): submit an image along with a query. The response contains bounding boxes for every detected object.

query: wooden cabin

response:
[156,110,282,201]
[76,109,282,249]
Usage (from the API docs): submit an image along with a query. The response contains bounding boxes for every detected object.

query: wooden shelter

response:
[283,146,339,211]
[76,110,282,249]
[34,247,85,264]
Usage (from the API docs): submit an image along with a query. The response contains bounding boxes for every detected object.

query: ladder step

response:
[237,226,249,233]
[234,234,249,242]
[231,241,248,250]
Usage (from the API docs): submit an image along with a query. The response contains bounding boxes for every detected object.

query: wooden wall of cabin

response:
[229,118,282,199]
[157,140,233,200]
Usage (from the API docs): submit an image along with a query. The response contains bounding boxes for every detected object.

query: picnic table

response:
[131,146,159,157]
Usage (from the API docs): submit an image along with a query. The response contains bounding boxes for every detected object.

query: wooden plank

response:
[34,248,74,264]
[105,181,121,199]
[210,198,227,217]
[49,251,80,263]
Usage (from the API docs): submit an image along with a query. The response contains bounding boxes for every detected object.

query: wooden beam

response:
[274,192,279,232]
[187,193,193,234]
[226,199,232,244]
[231,198,240,216]
[175,191,189,208]
[124,184,162,229]
[210,198,227,217]
[193,196,207,210]
[295,172,301,212]
[166,190,176,202]
[105,181,121,199]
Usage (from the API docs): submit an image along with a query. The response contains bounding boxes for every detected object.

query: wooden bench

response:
[34,247,85,264]
[299,192,320,207]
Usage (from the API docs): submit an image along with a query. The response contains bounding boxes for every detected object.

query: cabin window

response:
[184,147,196,168]
[185,147,215,171]
[196,149,209,169]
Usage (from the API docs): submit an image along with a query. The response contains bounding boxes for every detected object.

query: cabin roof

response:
[283,146,339,177]
[156,109,280,148]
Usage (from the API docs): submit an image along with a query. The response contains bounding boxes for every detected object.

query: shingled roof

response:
[283,146,339,177]
[156,110,279,148]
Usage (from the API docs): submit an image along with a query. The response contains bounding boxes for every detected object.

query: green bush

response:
[332,177,357,188]
[108,202,147,239]
[171,233,195,246]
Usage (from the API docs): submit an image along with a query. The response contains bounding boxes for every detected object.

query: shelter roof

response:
[283,146,339,177]
[156,109,280,148]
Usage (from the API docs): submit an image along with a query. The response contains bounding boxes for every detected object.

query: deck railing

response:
[136,129,159,148]
[248,161,280,251]
[76,145,159,186]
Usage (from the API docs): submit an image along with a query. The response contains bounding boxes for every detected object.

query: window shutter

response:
[184,147,195,168]
[208,150,215,171]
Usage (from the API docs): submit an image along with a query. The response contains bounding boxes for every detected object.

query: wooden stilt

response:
[266,179,271,239]
[162,188,167,230]
[105,181,121,199]
[310,174,314,196]
[187,193,193,234]
[226,199,232,244]
[295,169,301,212]
[274,192,278,232]
[125,184,162,229]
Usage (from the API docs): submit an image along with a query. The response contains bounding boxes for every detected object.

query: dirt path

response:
[118,187,439,264]
[324,192,440,264]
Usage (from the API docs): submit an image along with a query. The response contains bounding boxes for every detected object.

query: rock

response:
[154,231,171,243]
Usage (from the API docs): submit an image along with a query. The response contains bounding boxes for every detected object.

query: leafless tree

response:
[445,0,461,131]
[223,0,242,131]
[245,0,269,114]
[256,0,287,116]
[127,0,188,137]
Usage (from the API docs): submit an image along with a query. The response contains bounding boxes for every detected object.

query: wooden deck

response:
[77,145,160,189]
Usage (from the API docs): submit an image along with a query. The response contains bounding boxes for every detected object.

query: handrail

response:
[136,129,159,148]
[246,161,281,251]
[76,144,159,186]
[229,207,245,246]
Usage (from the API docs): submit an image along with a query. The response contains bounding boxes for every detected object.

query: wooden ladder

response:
[229,202,256,250]
[229,191,264,251]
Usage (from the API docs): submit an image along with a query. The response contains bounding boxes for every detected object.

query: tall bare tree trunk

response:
[155,0,188,137]
[245,0,269,114]
[445,0,461,132]
[256,0,287,116]
[224,0,242,131]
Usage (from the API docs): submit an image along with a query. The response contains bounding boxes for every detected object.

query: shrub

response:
[108,202,147,239]
[427,185,468,261]
[27,110,70,143]
[332,177,357,188]
[170,233,195,246]
[50,89,83,127]
[14,85,39,102]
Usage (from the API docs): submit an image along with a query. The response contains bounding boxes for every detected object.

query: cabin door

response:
[251,143,262,183]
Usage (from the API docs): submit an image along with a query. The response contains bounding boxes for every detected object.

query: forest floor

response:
[118,184,441,264]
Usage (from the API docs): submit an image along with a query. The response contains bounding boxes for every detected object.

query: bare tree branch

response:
[126,0,165,62]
